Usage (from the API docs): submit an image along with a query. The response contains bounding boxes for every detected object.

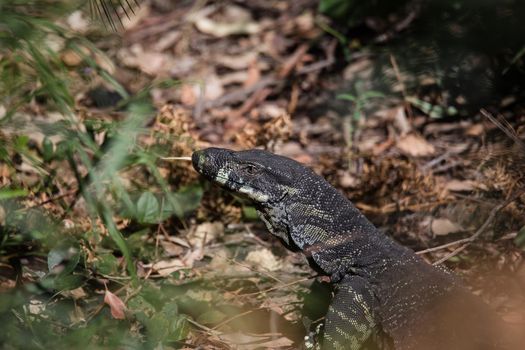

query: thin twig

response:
[241,276,315,297]
[480,109,525,150]
[160,156,192,161]
[429,188,525,265]
[421,151,451,171]
[186,318,222,335]
[390,54,414,120]
[22,190,77,210]
[228,259,284,284]
[211,308,259,331]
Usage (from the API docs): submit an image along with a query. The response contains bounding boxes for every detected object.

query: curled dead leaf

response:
[104,289,126,320]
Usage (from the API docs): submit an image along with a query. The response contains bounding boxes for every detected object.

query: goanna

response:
[191,147,503,350]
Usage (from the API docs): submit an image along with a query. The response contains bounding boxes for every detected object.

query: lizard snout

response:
[191,150,205,173]
[192,148,234,180]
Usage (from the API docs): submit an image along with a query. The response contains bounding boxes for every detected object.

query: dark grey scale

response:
[192,147,505,350]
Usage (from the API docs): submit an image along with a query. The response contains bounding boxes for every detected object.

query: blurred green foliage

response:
[337,83,384,148]
[0,1,201,348]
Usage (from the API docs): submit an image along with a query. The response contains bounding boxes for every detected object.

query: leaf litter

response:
[1,1,524,348]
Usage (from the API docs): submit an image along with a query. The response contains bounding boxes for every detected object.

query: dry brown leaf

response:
[219,71,249,86]
[119,44,171,76]
[160,240,185,257]
[192,5,260,38]
[396,133,435,157]
[295,11,316,37]
[243,60,260,88]
[215,52,259,70]
[188,222,224,248]
[104,290,126,320]
[152,258,186,276]
[466,123,484,136]
[431,218,463,236]
[153,30,181,52]
[62,287,87,300]
[445,179,478,192]
[61,50,83,66]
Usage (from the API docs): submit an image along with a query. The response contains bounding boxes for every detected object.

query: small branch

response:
[241,276,315,297]
[428,189,525,265]
[480,109,525,150]
[211,309,258,331]
[160,156,192,161]
[22,190,77,210]
[390,54,414,121]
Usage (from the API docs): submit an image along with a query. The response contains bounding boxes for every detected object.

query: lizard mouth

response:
[214,175,268,201]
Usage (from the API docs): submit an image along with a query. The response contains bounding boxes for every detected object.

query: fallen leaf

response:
[245,248,282,272]
[160,239,185,257]
[152,258,186,276]
[219,71,249,86]
[396,133,435,157]
[201,74,225,100]
[208,249,231,270]
[104,289,126,320]
[119,44,171,76]
[67,11,89,33]
[61,50,83,66]
[188,222,224,248]
[445,179,478,192]
[243,60,260,88]
[338,171,360,189]
[192,5,260,38]
[28,300,46,315]
[466,123,484,136]
[215,52,259,70]
[153,30,181,52]
[431,218,463,236]
[62,287,87,300]
[120,3,150,30]
[295,11,316,37]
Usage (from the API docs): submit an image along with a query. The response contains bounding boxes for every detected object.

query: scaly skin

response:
[192,147,499,350]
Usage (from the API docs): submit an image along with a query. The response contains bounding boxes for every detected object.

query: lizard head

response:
[192,147,309,206]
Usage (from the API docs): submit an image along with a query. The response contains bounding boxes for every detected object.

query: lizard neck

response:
[280,185,409,279]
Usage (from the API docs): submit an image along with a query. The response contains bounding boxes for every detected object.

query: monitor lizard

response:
[191,147,504,350]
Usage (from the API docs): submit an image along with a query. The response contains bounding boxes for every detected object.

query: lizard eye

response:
[242,164,259,175]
